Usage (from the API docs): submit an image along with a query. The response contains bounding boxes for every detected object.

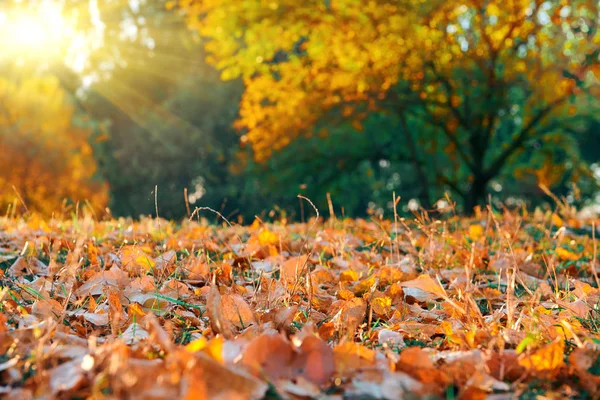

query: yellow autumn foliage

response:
[0,76,108,215]
[179,0,599,163]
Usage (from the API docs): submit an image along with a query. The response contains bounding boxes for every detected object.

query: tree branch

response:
[484,96,569,181]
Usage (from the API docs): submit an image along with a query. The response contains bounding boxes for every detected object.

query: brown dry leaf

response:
[83,312,109,326]
[194,352,268,399]
[185,259,211,281]
[221,293,256,329]
[377,329,405,347]
[485,350,525,382]
[88,295,98,312]
[334,342,377,376]
[398,347,434,370]
[278,377,321,398]
[31,298,62,320]
[260,305,298,332]
[242,333,295,381]
[183,374,207,400]
[49,360,85,394]
[397,347,448,395]
[556,299,590,319]
[347,369,423,399]
[144,313,174,351]
[242,332,334,386]
[8,257,48,277]
[76,266,129,296]
[280,255,309,284]
[206,285,235,339]
[569,348,600,393]
[108,288,124,335]
[337,288,355,300]
[120,322,150,344]
[154,249,177,273]
[0,388,32,400]
[292,335,335,385]
[338,297,367,335]
[4,207,600,398]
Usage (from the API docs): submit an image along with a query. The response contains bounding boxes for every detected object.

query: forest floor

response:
[1,208,600,399]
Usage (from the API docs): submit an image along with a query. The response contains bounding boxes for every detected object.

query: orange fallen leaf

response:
[280,255,309,284]
[206,285,235,339]
[400,274,446,298]
[334,342,377,376]
[242,333,295,381]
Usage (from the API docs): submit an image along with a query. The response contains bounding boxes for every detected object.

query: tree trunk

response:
[464,176,488,213]
[398,113,431,210]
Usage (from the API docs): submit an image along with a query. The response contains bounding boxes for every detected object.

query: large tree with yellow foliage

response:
[178,0,600,210]
[0,76,108,216]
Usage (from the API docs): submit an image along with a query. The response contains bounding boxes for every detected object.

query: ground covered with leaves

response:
[1,209,600,399]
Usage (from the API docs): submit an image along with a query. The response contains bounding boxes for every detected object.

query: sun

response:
[0,1,75,60]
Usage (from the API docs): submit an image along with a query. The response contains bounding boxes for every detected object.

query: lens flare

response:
[0,2,74,59]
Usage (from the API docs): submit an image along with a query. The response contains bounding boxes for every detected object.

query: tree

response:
[0,76,108,215]
[178,0,600,211]
[79,3,282,220]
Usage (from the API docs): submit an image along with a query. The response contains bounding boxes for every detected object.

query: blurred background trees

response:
[0,74,108,216]
[0,0,599,219]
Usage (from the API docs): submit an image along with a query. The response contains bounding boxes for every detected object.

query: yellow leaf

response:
[128,303,145,319]
[204,336,224,362]
[340,270,359,282]
[519,339,565,372]
[120,246,156,271]
[354,275,376,294]
[591,64,600,80]
[258,229,278,246]
[551,213,564,227]
[440,321,462,345]
[371,296,392,316]
[535,306,552,315]
[468,224,484,241]
[337,288,355,300]
[185,336,208,353]
[556,247,580,261]
[487,3,500,17]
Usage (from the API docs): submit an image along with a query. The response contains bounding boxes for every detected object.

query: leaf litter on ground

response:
[0,208,599,398]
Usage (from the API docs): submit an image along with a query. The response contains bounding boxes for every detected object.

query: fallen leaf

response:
[221,293,256,329]
[49,360,85,394]
[280,255,309,284]
[519,338,565,375]
[400,275,446,299]
[242,333,295,381]
[206,285,235,339]
[377,329,405,347]
[31,299,62,320]
[83,312,109,326]
[468,224,484,241]
[372,296,392,316]
[334,342,376,376]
